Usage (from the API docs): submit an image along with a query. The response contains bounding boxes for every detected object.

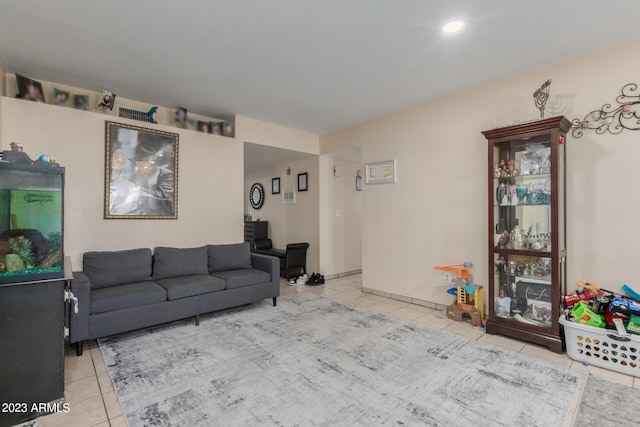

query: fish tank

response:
[0,157,64,284]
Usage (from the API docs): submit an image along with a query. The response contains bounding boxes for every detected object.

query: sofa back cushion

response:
[153,246,209,279]
[83,248,153,289]
[208,243,252,272]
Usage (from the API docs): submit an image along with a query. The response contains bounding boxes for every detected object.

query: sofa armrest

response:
[69,271,92,343]
[251,253,280,296]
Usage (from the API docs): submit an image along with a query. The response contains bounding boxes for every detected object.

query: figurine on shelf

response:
[498,159,509,177]
[507,159,518,176]
[496,178,507,205]
[98,90,116,110]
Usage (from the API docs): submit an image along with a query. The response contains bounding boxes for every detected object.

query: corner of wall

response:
[0,51,5,96]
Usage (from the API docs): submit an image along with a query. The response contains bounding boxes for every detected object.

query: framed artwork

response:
[15,73,45,102]
[73,94,89,111]
[298,172,308,192]
[282,188,296,205]
[272,177,281,194]
[197,120,210,133]
[365,160,397,184]
[104,121,179,219]
[175,107,187,127]
[53,88,71,107]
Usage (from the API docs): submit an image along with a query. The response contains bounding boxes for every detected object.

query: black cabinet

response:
[244,221,268,246]
[0,279,66,426]
[0,155,67,426]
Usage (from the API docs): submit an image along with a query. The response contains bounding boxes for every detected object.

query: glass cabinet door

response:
[483,117,570,353]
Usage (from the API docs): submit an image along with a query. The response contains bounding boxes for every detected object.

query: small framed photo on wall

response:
[298,172,308,192]
[272,177,281,194]
[365,160,396,184]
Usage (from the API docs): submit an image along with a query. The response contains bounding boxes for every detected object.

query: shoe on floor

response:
[307,273,324,286]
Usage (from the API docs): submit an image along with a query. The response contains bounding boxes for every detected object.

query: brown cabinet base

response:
[486,319,564,354]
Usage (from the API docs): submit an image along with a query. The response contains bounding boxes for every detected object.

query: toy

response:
[622,284,640,301]
[435,262,484,326]
[98,90,116,110]
[572,302,606,328]
[563,288,601,308]
[626,315,640,335]
[434,262,472,286]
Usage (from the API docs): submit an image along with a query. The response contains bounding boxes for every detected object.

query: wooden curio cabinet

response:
[482,116,571,353]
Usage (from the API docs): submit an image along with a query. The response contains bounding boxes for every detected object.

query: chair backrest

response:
[285,243,309,268]
[252,239,273,251]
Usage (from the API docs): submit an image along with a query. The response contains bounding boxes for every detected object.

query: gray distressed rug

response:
[573,373,640,426]
[99,293,583,426]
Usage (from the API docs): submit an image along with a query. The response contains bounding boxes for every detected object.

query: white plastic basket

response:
[560,315,640,377]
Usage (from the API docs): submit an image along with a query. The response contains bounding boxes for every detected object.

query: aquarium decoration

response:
[0,156,65,284]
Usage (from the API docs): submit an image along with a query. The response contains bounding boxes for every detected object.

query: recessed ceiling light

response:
[442,20,464,33]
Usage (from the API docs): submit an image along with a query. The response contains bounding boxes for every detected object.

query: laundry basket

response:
[560,315,640,377]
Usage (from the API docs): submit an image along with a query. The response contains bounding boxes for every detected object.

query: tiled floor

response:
[24,274,639,427]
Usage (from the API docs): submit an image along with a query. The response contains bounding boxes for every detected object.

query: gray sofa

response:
[69,243,279,356]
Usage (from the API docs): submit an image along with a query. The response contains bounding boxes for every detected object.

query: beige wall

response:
[319,154,362,276]
[236,116,319,154]
[1,97,244,269]
[321,39,640,306]
[244,156,320,274]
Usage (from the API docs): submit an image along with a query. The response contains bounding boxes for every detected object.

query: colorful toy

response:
[622,284,640,301]
[434,262,472,286]
[563,288,602,308]
[572,302,606,328]
[436,262,484,326]
[626,315,640,335]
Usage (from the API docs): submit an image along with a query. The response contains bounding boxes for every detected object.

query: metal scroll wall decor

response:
[571,83,640,138]
[533,79,552,118]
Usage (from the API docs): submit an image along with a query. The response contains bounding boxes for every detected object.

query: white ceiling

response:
[2,2,640,172]
[1,1,640,138]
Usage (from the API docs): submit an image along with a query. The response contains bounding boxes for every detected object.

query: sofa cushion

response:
[153,246,209,279]
[212,268,271,290]
[90,281,166,315]
[208,243,252,273]
[156,275,226,300]
[84,248,153,289]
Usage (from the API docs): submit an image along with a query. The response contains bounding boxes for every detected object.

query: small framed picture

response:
[16,74,45,102]
[197,120,210,133]
[282,188,296,205]
[272,177,281,194]
[53,88,71,107]
[365,160,397,184]
[175,107,187,127]
[73,94,89,111]
[298,172,308,192]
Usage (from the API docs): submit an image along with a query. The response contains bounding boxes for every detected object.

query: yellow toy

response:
[435,262,484,326]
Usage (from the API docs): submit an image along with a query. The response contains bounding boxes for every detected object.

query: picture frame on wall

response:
[298,172,308,192]
[15,73,45,102]
[282,188,296,205]
[365,159,397,184]
[104,121,179,219]
[272,177,281,194]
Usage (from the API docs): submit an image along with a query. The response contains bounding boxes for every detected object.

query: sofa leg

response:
[272,297,277,307]
[76,341,84,357]
[196,314,200,326]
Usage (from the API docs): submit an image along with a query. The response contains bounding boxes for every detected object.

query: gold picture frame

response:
[104,121,179,219]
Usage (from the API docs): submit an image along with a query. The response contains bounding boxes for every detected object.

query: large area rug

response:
[574,373,640,427]
[99,293,584,426]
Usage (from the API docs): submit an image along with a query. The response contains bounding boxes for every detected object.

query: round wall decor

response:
[249,183,265,209]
